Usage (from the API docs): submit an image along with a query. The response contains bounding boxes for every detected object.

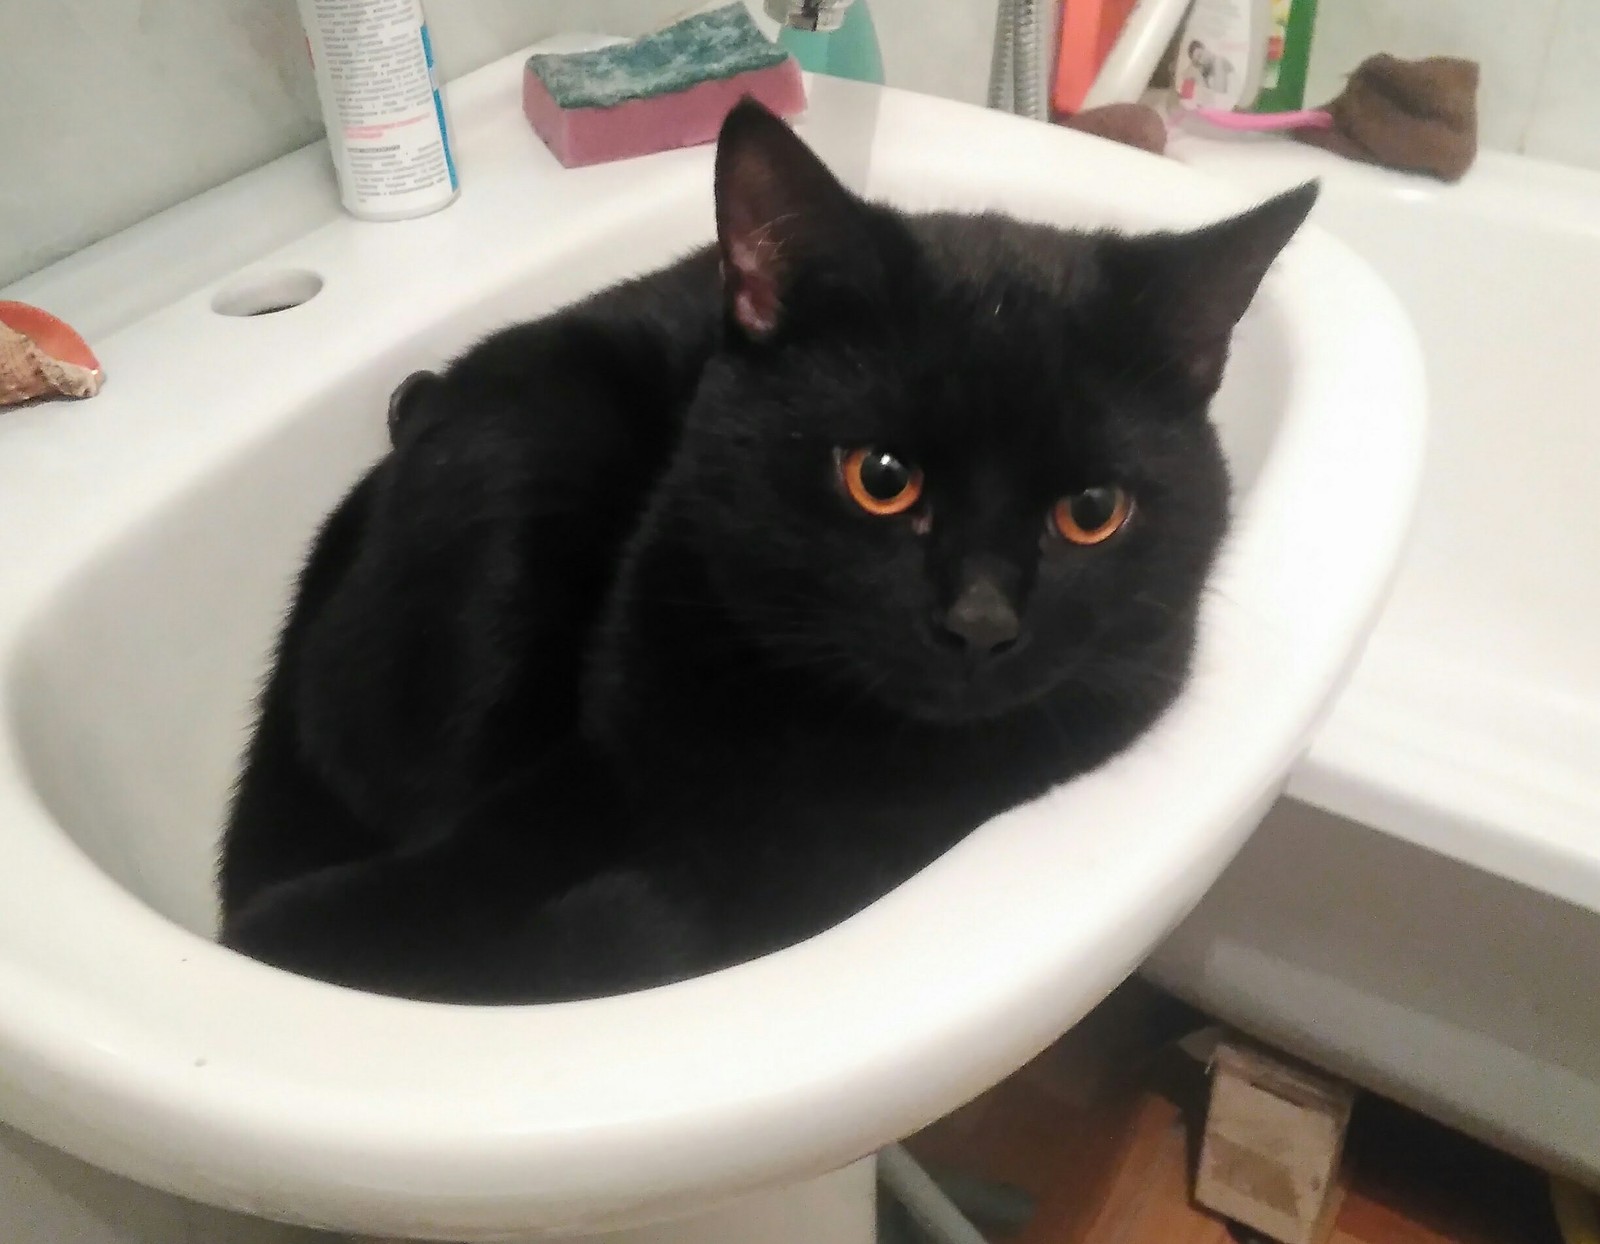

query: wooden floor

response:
[903,983,1564,1244]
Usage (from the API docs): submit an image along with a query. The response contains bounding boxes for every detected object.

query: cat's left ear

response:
[1104,182,1319,400]
[714,98,874,341]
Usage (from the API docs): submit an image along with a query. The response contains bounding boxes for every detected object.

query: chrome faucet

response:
[764,0,854,33]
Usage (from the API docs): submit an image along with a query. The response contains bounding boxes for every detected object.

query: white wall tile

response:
[426,0,703,80]
[873,0,1001,108]
[1,1,318,287]
[1305,0,1565,154]
[1524,0,1600,168]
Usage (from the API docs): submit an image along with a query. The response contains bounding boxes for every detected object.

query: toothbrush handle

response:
[1184,106,1334,131]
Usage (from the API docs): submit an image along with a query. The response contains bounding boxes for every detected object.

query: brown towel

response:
[1296,54,1479,182]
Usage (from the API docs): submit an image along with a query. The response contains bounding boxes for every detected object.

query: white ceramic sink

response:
[0,58,1423,1241]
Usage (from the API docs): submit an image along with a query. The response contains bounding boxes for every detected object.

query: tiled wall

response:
[1305,0,1600,170]
[1,0,690,286]
[3,1,1599,287]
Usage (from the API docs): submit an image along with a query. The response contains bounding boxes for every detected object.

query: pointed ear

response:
[714,98,869,340]
[1103,182,1319,399]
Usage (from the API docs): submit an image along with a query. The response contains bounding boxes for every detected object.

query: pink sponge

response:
[523,6,807,169]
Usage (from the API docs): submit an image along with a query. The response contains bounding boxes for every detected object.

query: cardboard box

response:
[1194,1041,1355,1244]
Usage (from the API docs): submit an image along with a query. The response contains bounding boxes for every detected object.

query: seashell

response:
[0,301,103,406]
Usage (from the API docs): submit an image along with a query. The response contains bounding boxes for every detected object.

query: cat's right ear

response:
[714,99,869,341]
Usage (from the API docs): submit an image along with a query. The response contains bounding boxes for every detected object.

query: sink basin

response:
[0,57,1424,1240]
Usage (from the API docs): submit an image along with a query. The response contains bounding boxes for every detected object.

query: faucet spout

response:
[764,0,854,32]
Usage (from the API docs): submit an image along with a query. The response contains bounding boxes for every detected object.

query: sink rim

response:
[0,63,1426,1236]
[1168,133,1600,917]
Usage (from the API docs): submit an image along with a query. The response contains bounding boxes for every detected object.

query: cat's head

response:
[667,101,1315,724]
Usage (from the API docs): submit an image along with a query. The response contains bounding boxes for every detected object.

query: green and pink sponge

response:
[523,5,807,168]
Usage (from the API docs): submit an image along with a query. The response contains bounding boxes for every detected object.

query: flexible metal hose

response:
[1011,0,1046,120]
[987,0,1016,111]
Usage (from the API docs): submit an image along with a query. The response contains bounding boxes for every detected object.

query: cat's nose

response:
[941,577,1020,654]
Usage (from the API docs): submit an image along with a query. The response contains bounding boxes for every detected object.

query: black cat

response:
[220,101,1315,1001]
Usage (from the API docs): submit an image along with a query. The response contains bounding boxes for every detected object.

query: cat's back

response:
[226,245,729,899]
[367,245,724,547]
[453,245,720,404]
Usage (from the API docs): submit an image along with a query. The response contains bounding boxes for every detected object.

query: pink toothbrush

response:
[1179,106,1334,131]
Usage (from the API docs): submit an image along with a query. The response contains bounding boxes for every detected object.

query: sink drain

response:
[211,269,324,317]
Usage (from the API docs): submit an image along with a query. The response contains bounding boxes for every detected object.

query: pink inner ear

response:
[1184,336,1228,396]
[727,234,783,337]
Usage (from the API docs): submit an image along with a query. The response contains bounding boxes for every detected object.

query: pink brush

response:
[1178,106,1334,132]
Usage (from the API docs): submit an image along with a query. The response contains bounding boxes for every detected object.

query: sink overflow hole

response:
[211,269,324,317]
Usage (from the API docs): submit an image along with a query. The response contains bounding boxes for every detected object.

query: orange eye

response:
[1051,486,1133,545]
[840,448,924,516]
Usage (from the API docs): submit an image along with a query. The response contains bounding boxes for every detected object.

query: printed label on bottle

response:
[1261,0,1292,89]
[305,0,456,216]
[1174,0,1259,111]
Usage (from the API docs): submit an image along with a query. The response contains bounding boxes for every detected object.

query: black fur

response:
[220,102,1315,1001]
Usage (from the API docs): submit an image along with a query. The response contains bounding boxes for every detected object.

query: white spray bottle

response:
[298,0,460,221]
